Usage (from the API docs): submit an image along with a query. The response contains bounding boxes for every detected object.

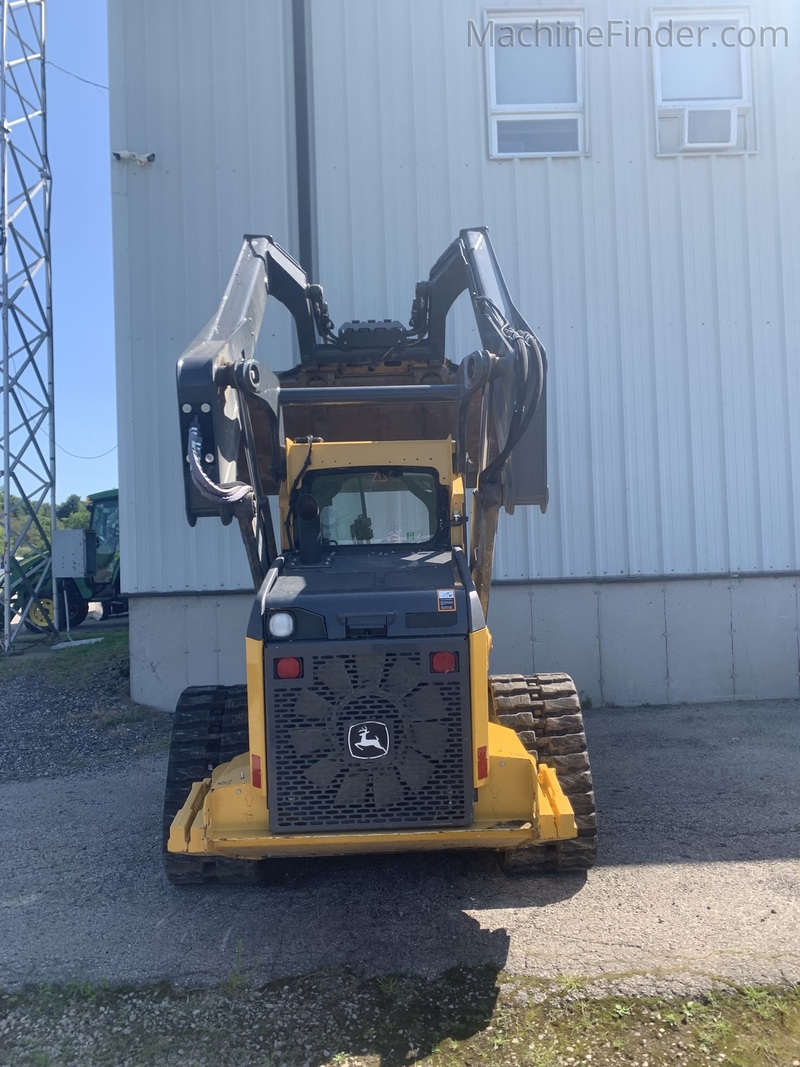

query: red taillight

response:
[431,651,458,674]
[275,656,303,679]
[477,745,488,779]
[251,754,262,789]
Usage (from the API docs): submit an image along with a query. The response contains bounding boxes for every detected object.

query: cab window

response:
[305,468,441,546]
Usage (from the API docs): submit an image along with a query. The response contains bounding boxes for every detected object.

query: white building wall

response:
[128,572,800,712]
[307,0,800,581]
[108,0,298,597]
[109,0,800,710]
[489,575,800,706]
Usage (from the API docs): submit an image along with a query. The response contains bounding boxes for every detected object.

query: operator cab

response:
[255,439,480,645]
[299,466,446,551]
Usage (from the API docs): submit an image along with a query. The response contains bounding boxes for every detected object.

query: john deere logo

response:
[348,721,390,760]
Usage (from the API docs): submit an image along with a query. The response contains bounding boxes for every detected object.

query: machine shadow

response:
[232,848,586,978]
[241,850,583,1067]
[279,959,509,1067]
[585,702,800,864]
[267,847,587,905]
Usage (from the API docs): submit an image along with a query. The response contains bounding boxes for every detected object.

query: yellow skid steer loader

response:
[166,229,596,884]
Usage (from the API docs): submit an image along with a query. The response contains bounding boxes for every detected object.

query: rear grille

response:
[266,640,472,833]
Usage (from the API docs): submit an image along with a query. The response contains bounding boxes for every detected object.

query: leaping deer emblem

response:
[348,721,390,759]
[355,726,387,754]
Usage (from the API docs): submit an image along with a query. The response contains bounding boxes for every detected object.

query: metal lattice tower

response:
[1,0,55,650]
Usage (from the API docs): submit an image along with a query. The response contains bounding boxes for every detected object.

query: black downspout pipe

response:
[292,0,316,281]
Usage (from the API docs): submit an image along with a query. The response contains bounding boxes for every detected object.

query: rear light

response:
[275,656,303,679]
[430,651,458,674]
[251,754,262,789]
[268,611,295,638]
[477,745,488,779]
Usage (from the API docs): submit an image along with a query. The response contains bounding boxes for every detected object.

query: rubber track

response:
[163,684,262,886]
[490,673,597,873]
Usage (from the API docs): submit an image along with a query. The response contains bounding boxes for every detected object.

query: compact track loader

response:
[166,229,596,884]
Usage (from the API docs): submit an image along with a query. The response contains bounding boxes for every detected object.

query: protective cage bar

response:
[176,229,549,617]
[1,0,57,649]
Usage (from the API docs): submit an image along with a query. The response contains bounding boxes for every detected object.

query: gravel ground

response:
[1,636,799,1065]
[1,969,798,1067]
[0,634,169,784]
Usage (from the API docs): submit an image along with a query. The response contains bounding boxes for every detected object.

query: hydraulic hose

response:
[480,327,545,485]
[187,422,253,505]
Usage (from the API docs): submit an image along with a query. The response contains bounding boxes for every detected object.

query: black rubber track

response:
[162,684,263,886]
[489,673,597,873]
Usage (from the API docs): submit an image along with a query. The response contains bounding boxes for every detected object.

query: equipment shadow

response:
[257,957,511,1067]
[240,850,583,1067]
[255,848,580,970]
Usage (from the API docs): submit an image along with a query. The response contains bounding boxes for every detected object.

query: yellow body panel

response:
[449,471,466,550]
[245,636,268,797]
[167,723,576,860]
[469,629,491,786]
[168,778,208,854]
[284,437,457,483]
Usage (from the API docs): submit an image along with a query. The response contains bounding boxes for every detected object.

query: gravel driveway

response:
[1,644,799,998]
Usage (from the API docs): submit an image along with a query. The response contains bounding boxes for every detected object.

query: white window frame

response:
[485,10,586,159]
[652,9,753,155]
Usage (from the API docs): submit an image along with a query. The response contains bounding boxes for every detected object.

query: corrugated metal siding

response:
[112,0,800,591]
[109,0,298,594]
[307,0,800,580]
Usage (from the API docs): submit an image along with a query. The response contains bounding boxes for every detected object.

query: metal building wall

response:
[109,0,800,709]
[307,0,800,583]
[108,0,298,597]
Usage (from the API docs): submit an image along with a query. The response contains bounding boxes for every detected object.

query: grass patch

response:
[0,972,798,1067]
[0,628,130,688]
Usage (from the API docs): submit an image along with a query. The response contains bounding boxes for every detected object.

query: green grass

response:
[0,972,798,1067]
[220,941,251,996]
[0,627,130,687]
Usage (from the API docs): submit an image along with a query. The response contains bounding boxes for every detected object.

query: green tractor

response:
[80,489,126,622]
[5,489,127,634]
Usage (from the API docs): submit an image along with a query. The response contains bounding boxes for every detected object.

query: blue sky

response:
[48,0,117,500]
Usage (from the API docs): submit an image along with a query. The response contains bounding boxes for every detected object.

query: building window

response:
[653,12,754,155]
[485,13,585,158]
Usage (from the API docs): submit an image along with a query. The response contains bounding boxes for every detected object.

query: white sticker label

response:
[437,588,456,612]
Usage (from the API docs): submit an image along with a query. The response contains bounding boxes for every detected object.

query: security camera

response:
[112,150,156,165]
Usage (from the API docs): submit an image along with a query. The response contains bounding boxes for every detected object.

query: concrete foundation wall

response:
[490,576,800,707]
[131,575,800,713]
[129,595,253,711]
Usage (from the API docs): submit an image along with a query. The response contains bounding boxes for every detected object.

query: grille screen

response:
[266,641,472,833]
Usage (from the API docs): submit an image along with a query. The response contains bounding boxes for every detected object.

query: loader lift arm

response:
[176,229,547,614]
